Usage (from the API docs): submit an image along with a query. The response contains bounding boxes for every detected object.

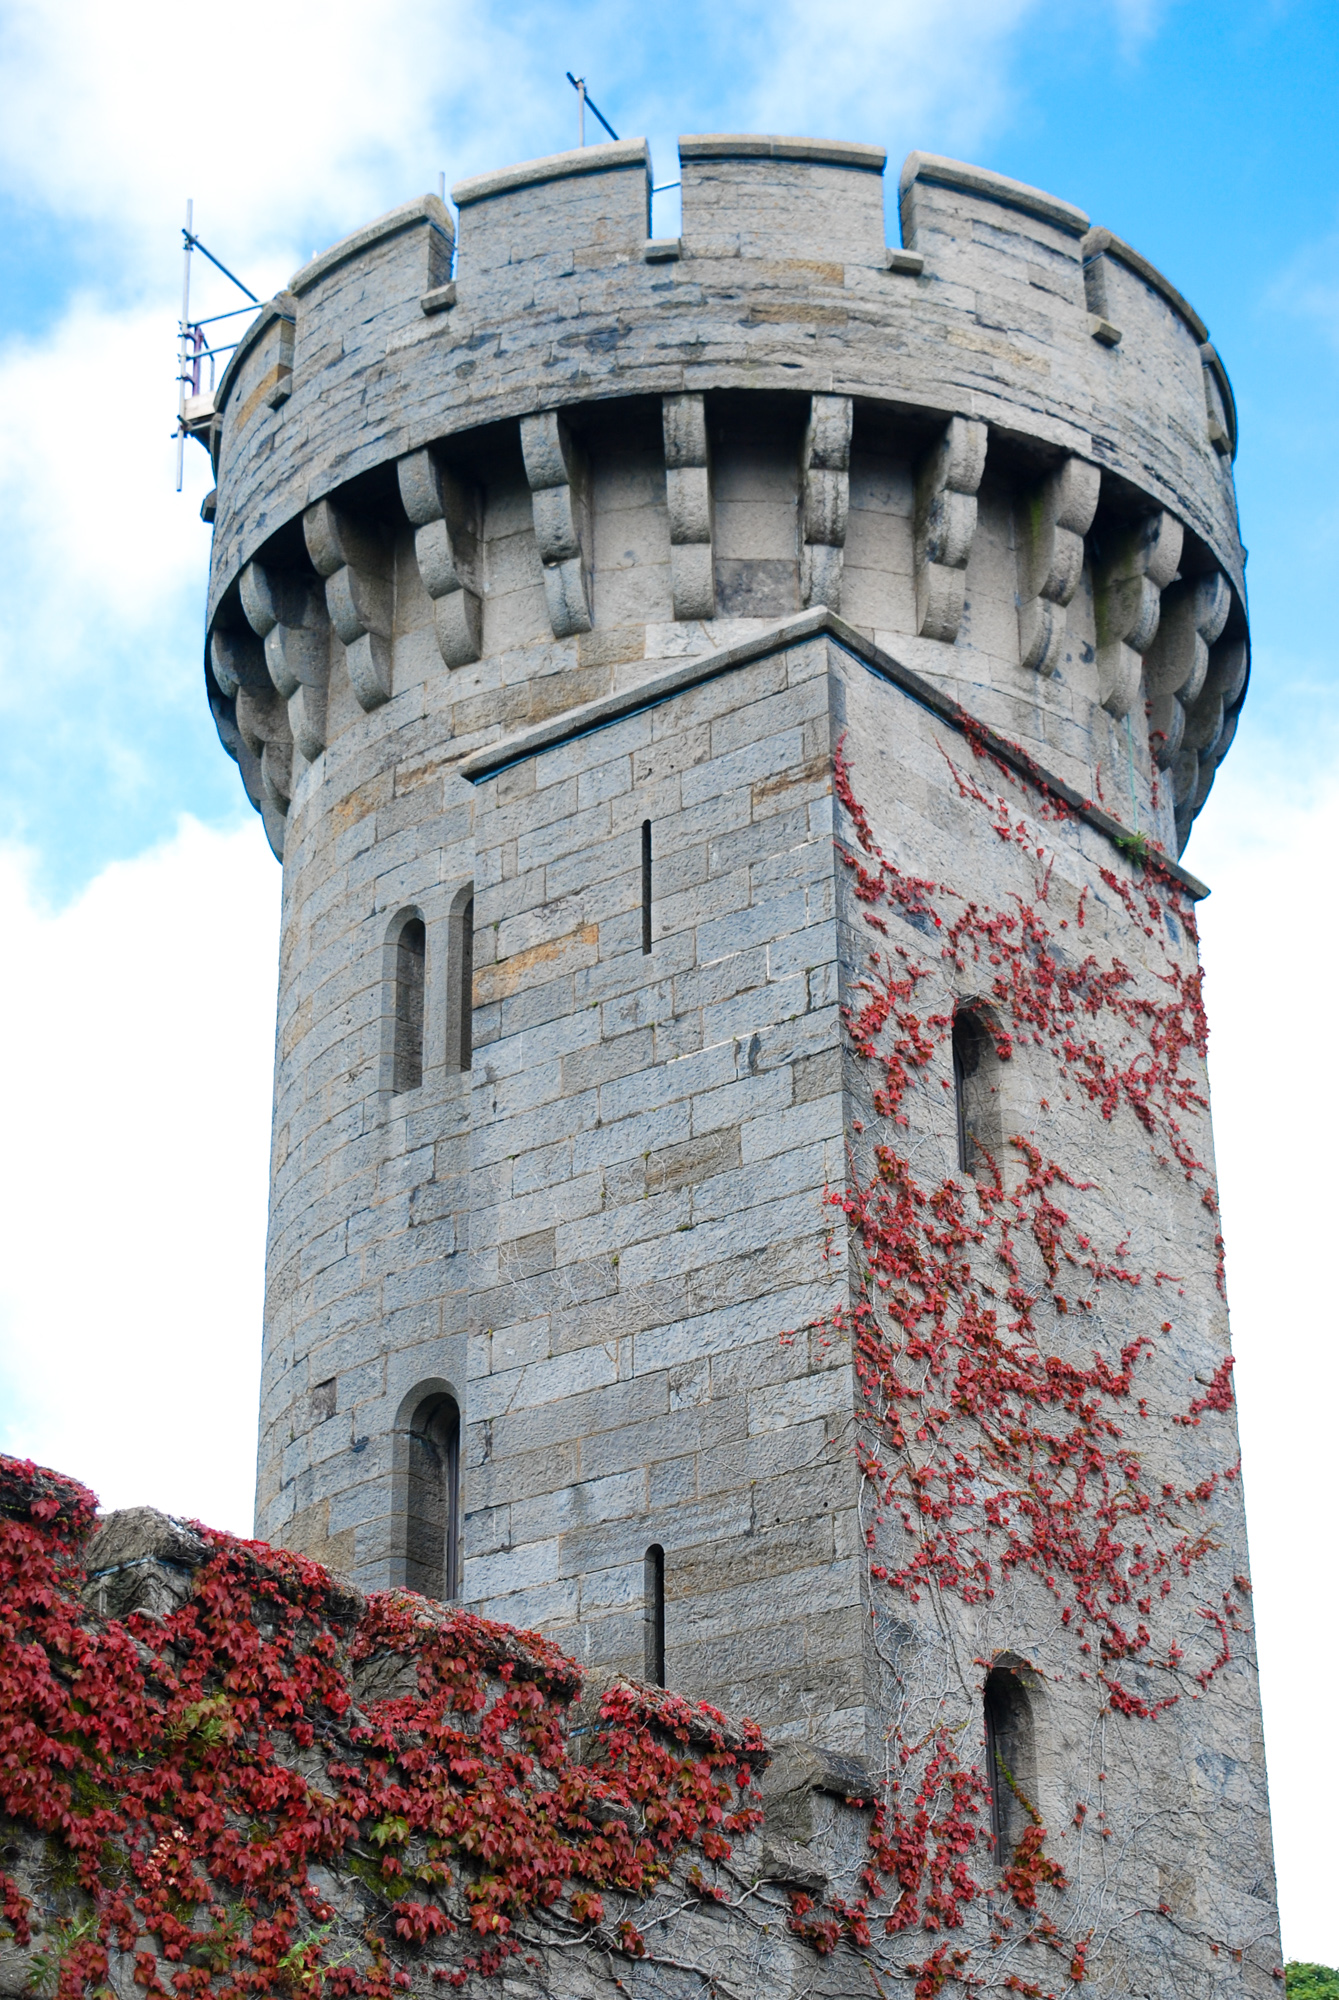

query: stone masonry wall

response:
[195,130,1278,2000]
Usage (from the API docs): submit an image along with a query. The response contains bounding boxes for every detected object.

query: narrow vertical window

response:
[457,895,474,1071]
[984,1666,1035,1860]
[641,820,653,954]
[953,1002,1005,1178]
[405,1392,460,1600]
[644,1544,665,1686]
[393,917,426,1093]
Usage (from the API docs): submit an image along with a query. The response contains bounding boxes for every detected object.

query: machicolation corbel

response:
[209,622,269,701]
[304,499,394,711]
[1175,632,1248,844]
[233,681,293,839]
[239,561,331,763]
[801,394,852,613]
[398,449,483,669]
[1016,457,1100,677]
[1093,510,1183,718]
[662,393,714,621]
[914,415,988,642]
[521,410,592,639]
[1143,568,1231,769]
[1182,634,1247,774]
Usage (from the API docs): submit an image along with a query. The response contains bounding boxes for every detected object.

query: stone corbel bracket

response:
[234,680,293,831]
[1176,632,1248,845]
[206,669,277,852]
[914,416,988,642]
[1093,510,1183,718]
[304,499,393,711]
[520,410,592,639]
[1142,568,1231,769]
[209,621,270,702]
[662,393,714,621]
[801,394,852,612]
[397,449,483,668]
[239,561,332,763]
[1016,457,1100,676]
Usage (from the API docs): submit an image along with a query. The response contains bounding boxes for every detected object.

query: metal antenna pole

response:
[177,198,193,493]
[566,73,618,146]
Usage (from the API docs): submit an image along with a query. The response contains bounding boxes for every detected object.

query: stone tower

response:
[202,137,1277,1993]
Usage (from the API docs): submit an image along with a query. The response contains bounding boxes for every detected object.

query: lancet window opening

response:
[453,891,475,1071]
[952,1001,1003,1178]
[644,1544,665,1685]
[392,915,427,1093]
[641,820,653,954]
[983,1665,1035,1861]
[404,1391,461,1600]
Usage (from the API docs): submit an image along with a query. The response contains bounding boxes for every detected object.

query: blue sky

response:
[1,0,1336,1963]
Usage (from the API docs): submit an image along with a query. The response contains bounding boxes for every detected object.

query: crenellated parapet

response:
[203,137,1248,863]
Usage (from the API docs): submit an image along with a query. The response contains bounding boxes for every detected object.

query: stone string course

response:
[191,131,1277,2000]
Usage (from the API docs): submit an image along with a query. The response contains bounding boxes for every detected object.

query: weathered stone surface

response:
[191,130,1275,2000]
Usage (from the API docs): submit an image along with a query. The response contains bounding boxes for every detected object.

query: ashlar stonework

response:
[179,129,1280,1998]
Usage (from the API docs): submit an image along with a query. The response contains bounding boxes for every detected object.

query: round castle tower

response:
[203,137,1279,1989]
[204,117,1262,1793]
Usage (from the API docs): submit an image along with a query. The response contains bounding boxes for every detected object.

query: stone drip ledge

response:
[566,1670,774,1769]
[80,1506,367,1626]
[459,607,1211,901]
[760,1741,874,1892]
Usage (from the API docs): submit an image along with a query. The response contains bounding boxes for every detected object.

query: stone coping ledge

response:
[288,194,453,298]
[452,139,650,207]
[900,150,1090,238]
[215,290,296,415]
[680,133,887,172]
[461,607,1209,900]
[1082,225,1209,344]
[1199,340,1238,457]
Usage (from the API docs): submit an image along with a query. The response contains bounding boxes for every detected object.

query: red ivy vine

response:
[0,1457,762,1998]
[0,728,1252,2000]
[783,740,1248,1992]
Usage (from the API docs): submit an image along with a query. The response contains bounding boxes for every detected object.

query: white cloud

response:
[0,0,1167,293]
[1107,0,1164,57]
[0,294,224,873]
[0,0,545,278]
[1266,225,1339,354]
[0,297,207,654]
[739,0,1039,159]
[0,817,279,1534]
[1189,741,1339,1966]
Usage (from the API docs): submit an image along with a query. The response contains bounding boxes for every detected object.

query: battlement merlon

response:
[204,137,1248,860]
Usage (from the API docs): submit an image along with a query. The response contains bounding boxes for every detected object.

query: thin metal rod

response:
[189,304,258,328]
[586,91,617,141]
[182,340,240,363]
[182,230,258,303]
[177,199,192,492]
[566,70,618,145]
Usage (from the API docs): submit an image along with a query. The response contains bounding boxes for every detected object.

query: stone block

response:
[679,135,887,266]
